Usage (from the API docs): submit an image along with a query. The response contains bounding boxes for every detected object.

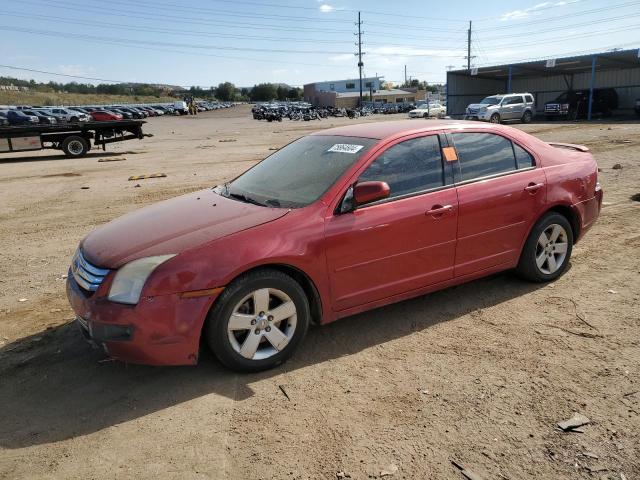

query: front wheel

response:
[516,213,573,282]
[205,269,310,372]
[490,113,501,124]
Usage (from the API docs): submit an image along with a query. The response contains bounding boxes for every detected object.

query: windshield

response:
[220,135,377,208]
[480,96,502,105]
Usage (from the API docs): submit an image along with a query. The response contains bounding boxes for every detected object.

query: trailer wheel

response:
[62,136,89,158]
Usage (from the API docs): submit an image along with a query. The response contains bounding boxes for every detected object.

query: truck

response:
[544,88,618,120]
[0,120,148,158]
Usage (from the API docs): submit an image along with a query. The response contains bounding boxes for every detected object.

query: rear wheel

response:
[61,135,90,158]
[522,110,533,123]
[490,113,501,124]
[205,269,310,372]
[516,212,573,282]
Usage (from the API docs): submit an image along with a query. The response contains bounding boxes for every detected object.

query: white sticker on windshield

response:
[327,143,364,154]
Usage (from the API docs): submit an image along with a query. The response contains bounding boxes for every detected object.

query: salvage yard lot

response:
[0,105,638,479]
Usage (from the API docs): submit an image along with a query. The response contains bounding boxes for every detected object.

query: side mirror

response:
[354,181,390,206]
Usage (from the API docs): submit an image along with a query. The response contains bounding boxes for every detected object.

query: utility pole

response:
[404,65,407,86]
[355,11,364,107]
[467,20,472,71]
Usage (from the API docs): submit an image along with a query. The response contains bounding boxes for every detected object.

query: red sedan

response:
[67,120,602,371]
[89,110,123,121]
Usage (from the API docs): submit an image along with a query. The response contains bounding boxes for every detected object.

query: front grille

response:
[545,104,560,112]
[467,108,478,115]
[71,249,110,292]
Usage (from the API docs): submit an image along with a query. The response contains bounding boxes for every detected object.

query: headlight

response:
[479,106,488,112]
[108,255,176,305]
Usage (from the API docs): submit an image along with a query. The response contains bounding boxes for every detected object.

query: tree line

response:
[189,83,303,102]
[0,76,303,102]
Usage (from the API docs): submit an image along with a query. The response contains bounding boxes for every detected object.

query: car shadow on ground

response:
[0,270,548,449]
[0,151,128,164]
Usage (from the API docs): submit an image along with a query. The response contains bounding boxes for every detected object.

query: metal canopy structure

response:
[446,48,640,119]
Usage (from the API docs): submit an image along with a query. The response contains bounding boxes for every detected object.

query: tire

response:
[568,110,578,121]
[516,212,573,283]
[205,269,310,372]
[61,135,89,158]
[490,113,501,124]
[521,110,533,124]
[70,116,79,123]
[423,113,429,119]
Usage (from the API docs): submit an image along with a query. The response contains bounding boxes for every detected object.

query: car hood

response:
[82,188,289,268]
[467,103,492,109]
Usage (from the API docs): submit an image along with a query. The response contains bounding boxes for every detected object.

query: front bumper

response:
[66,271,219,366]
[464,111,490,121]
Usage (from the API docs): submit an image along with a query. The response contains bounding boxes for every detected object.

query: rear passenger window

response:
[452,133,516,181]
[513,143,534,169]
[359,135,444,199]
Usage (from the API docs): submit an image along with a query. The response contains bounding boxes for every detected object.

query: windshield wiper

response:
[228,192,265,207]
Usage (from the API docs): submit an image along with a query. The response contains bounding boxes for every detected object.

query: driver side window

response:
[358,135,444,200]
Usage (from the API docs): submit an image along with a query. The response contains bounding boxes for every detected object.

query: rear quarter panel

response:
[540,144,600,239]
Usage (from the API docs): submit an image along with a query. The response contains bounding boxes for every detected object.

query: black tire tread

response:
[205,268,310,372]
[516,212,573,283]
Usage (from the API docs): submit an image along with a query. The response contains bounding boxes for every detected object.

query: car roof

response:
[310,119,512,140]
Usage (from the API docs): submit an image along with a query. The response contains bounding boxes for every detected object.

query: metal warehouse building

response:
[446,49,640,118]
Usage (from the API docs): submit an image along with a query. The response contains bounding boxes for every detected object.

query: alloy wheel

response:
[535,224,569,274]
[227,288,297,360]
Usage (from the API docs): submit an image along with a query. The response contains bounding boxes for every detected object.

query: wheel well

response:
[226,264,323,325]
[547,205,580,243]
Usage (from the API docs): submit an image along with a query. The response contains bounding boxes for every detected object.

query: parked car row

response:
[463,88,623,124]
[0,101,235,125]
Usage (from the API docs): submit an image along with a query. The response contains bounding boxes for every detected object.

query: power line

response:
[480,12,640,41]
[472,42,640,67]
[0,11,353,45]
[474,0,588,22]
[483,23,640,50]
[13,0,354,34]
[0,10,466,49]
[475,0,640,30]
[0,25,352,55]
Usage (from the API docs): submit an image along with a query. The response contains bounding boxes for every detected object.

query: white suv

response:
[46,107,90,123]
[465,93,535,124]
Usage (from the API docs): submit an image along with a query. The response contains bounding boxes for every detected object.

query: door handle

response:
[524,182,544,193]
[426,204,453,217]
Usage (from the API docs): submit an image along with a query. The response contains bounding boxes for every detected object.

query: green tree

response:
[215,82,236,101]
[249,83,277,101]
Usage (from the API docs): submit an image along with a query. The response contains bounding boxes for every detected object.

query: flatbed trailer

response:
[0,120,149,158]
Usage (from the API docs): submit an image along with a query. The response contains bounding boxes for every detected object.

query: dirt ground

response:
[0,106,638,480]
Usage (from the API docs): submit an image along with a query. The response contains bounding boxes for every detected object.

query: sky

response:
[0,0,638,88]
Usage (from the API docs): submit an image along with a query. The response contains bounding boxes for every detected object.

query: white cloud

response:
[57,64,96,77]
[500,0,578,21]
[319,4,334,12]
